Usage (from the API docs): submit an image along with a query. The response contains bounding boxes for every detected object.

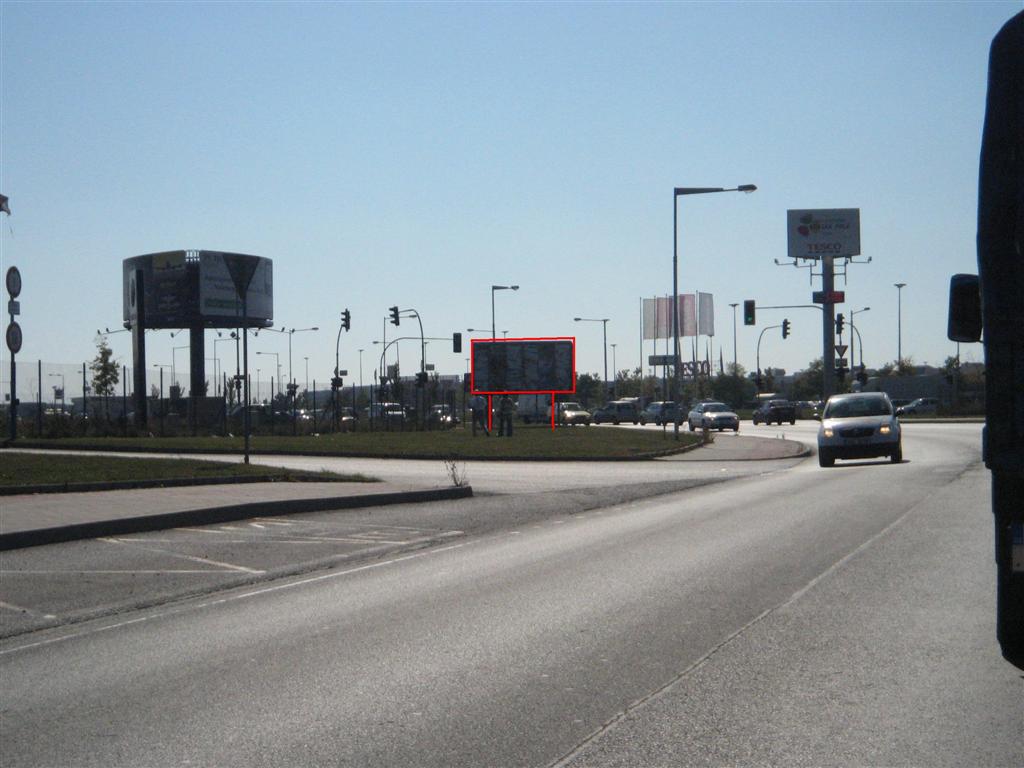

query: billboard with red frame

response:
[470,337,576,395]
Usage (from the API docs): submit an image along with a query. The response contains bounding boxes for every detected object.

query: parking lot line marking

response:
[0,540,472,657]
[99,538,265,574]
[0,600,56,620]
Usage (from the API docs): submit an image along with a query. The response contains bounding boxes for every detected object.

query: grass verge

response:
[8,425,702,461]
[0,452,374,488]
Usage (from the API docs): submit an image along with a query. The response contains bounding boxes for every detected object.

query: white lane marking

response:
[99,538,265,574]
[0,541,468,656]
[249,523,266,530]
[0,600,57,620]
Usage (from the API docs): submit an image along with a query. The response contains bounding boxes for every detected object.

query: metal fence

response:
[1,360,469,438]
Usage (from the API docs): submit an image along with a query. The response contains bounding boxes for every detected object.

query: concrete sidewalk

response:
[0,435,807,551]
[0,481,473,550]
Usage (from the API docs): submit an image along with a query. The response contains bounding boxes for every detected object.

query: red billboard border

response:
[469,336,577,431]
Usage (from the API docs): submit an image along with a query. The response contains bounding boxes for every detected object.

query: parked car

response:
[687,401,740,432]
[548,401,591,426]
[639,401,681,426]
[896,397,939,416]
[427,404,459,428]
[752,399,797,425]
[592,399,640,425]
[817,392,902,467]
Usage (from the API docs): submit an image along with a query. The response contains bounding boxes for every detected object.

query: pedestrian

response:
[498,395,514,437]
[470,394,489,436]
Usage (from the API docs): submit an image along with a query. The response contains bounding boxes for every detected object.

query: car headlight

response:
[823,428,834,438]
[879,425,891,435]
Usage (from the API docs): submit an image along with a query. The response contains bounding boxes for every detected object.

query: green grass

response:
[0,452,374,488]
[10,424,701,461]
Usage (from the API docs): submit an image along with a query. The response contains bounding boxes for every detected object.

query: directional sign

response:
[835,358,848,368]
[835,344,848,358]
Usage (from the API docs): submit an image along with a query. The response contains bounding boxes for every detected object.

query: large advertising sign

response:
[199,251,273,323]
[471,338,575,394]
[123,250,273,328]
[787,208,861,260]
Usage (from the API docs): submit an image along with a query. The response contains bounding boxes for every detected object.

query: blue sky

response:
[1,1,1019,396]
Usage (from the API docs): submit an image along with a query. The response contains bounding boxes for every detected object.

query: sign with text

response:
[471,338,575,394]
[787,209,861,261]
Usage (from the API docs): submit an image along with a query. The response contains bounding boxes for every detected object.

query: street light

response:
[255,351,281,395]
[673,185,757,438]
[728,302,739,373]
[172,345,189,390]
[268,326,319,386]
[491,285,519,341]
[894,283,907,364]
[850,306,870,369]
[610,343,617,398]
[574,317,610,393]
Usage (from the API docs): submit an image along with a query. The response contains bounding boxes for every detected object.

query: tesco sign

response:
[787,208,861,261]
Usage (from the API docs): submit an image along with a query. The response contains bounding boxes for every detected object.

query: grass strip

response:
[9,425,701,461]
[0,452,374,488]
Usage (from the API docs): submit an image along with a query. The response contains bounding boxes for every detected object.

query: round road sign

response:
[6,321,23,354]
[6,266,22,299]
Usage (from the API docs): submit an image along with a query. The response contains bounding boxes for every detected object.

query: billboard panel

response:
[471,338,575,394]
[122,250,273,328]
[198,251,273,325]
[787,208,861,260]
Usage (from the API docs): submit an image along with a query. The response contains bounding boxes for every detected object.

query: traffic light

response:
[743,300,756,326]
[453,332,462,354]
[389,306,400,326]
[331,376,343,390]
[341,309,351,331]
[856,365,868,385]
[835,313,845,336]
[836,363,848,383]
[781,318,790,339]
[415,371,428,386]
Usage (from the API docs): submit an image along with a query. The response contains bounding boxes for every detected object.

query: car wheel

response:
[689,422,695,431]
[891,443,902,463]
[818,449,835,468]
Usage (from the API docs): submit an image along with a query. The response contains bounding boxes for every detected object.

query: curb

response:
[0,485,474,552]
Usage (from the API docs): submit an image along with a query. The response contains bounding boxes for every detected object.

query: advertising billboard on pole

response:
[787,208,861,260]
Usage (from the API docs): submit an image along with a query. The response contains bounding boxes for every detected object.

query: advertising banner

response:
[471,338,575,394]
[787,208,861,260]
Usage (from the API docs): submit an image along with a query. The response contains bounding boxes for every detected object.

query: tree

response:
[710,363,754,407]
[575,373,602,406]
[790,358,825,401]
[90,338,120,418]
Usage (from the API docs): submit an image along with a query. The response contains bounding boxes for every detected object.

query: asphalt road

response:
[1,423,1020,767]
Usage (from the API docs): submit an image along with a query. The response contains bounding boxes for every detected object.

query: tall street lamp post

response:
[894,283,907,364]
[850,306,870,370]
[255,351,281,395]
[491,285,519,341]
[729,302,739,373]
[673,185,757,439]
[574,317,610,395]
[270,326,319,386]
[610,343,617,398]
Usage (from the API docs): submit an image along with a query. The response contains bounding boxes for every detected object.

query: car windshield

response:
[825,397,892,418]
[562,403,582,410]
[704,403,728,413]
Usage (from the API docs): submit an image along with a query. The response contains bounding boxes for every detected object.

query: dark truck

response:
[752,399,796,425]
[948,10,1023,669]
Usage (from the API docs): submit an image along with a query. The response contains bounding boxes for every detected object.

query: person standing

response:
[470,394,489,436]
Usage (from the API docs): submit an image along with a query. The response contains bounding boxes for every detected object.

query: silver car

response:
[817,392,902,467]
[687,401,739,432]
